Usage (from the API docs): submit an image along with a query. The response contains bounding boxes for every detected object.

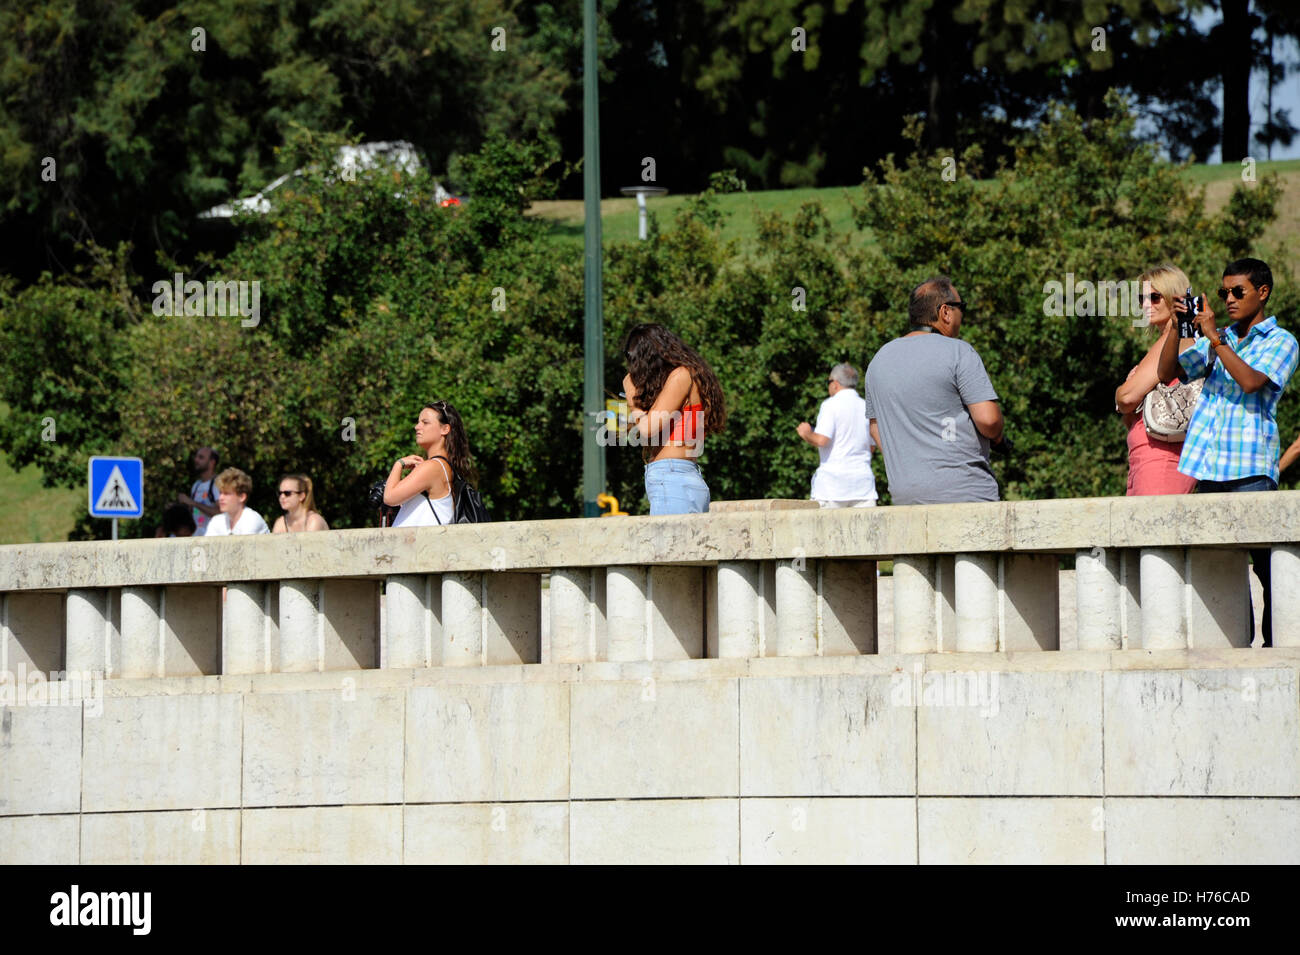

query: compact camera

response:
[1175,286,1203,339]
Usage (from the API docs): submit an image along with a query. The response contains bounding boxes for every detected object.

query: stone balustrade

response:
[3,493,1300,681]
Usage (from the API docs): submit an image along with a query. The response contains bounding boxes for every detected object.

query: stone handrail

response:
[2,493,1299,681]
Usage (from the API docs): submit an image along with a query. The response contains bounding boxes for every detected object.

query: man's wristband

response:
[1213,338,1230,350]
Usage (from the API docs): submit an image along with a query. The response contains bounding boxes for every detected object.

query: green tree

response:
[598,0,1220,194]
[0,244,140,489]
[1226,0,1300,161]
[0,0,574,284]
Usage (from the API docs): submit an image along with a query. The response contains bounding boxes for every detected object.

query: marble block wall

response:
[2,651,1298,864]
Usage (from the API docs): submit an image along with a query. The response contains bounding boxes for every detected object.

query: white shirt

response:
[810,387,877,503]
[392,491,454,527]
[205,507,270,536]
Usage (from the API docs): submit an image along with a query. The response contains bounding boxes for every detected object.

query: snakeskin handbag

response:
[1142,377,1204,442]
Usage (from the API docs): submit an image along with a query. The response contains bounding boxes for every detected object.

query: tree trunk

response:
[1265,32,1273,160]
[1220,0,1253,162]
[924,7,957,150]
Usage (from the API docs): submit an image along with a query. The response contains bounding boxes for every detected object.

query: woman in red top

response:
[621,323,727,514]
[1115,264,1198,495]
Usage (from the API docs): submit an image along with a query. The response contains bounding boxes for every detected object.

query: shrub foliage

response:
[1,102,1292,537]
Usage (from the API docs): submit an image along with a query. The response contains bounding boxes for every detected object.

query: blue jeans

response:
[1196,476,1277,494]
[645,459,710,515]
[1195,475,1277,646]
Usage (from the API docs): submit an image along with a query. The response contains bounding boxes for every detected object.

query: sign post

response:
[88,456,144,539]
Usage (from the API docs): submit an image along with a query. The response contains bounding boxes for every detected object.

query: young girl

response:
[621,323,727,515]
[272,473,330,532]
[384,400,478,526]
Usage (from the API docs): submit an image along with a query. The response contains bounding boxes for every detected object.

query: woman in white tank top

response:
[383,400,478,527]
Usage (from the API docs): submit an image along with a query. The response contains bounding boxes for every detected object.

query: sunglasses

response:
[1138,292,1164,305]
[945,301,966,311]
[278,489,302,497]
[1217,285,1250,301]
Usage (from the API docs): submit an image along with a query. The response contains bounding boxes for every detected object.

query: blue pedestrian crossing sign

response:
[88,456,144,519]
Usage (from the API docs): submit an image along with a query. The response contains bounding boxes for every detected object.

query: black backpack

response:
[425,455,491,524]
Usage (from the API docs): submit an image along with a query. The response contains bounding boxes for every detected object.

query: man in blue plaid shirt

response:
[1158,258,1299,647]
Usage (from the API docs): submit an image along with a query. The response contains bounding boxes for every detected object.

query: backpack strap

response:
[429,455,455,490]
[421,490,441,524]
[424,455,455,522]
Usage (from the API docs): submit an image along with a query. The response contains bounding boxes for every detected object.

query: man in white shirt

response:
[204,467,270,536]
[796,363,878,507]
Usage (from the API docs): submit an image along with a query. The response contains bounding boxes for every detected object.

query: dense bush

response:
[0,101,1293,538]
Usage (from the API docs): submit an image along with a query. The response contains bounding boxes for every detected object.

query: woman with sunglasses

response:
[384,400,478,526]
[621,323,727,515]
[271,473,330,533]
[1114,263,1198,495]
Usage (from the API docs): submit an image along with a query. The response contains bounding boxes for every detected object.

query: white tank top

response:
[392,491,454,526]
[391,457,455,526]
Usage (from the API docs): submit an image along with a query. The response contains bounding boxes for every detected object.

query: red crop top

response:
[669,403,704,443]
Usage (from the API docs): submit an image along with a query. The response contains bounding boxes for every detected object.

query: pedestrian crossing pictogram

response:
[94,466,138,512]
[88,456,144,519]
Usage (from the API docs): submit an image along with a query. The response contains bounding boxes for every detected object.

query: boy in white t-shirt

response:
[204,467,270,536]
[796,363,878,508]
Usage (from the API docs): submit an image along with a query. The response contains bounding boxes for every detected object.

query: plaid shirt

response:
[1177,315,1299,483]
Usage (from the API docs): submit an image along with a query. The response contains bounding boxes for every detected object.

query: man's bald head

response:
[908,276,958,328]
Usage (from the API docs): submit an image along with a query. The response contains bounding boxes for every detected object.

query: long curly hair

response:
[621,323,727,436]
[424,400,479,487]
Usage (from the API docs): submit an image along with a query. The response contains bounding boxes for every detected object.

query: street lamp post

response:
[619,186,668,240]
[582,0,605,518]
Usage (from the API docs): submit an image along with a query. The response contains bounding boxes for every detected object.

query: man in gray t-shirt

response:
[862,276,1005,504]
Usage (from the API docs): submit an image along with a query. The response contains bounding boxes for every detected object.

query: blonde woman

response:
[272,473,330,532]
[1114,263,1199,495]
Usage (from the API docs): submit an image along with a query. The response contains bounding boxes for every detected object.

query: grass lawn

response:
[529,159,1300,269]
[1198,160,1300,259]
[1180,156,1300,184]
[527,184,871,250]
[0,448,82,544]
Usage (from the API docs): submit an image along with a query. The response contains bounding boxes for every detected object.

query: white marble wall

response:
[3,654,1298,864]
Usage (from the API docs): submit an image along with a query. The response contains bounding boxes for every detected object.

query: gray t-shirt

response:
[862,333,1000,505]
